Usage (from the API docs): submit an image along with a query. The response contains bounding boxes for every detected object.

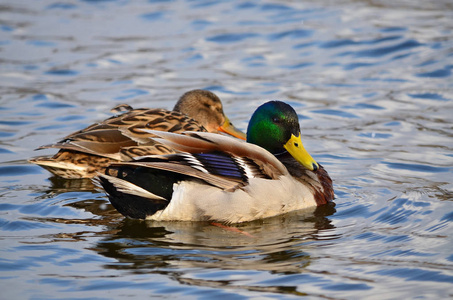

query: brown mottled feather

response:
[29,89,244,179]
[119,143,176,161]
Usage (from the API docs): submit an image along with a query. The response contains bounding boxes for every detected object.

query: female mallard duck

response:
[29,89,246,179]
[98,101,334,223]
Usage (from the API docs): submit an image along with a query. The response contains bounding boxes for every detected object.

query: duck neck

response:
[277,152,334,206]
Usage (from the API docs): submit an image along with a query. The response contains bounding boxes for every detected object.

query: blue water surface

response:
[0,0,452,299]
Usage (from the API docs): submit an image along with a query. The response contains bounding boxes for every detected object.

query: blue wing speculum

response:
[134,151,270,184]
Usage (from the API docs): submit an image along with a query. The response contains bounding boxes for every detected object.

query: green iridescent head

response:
[246,101,319,171]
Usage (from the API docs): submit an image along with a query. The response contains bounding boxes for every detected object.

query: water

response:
[1,0,452,298]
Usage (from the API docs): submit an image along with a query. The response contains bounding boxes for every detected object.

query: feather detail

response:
[29,151,117,178]
[95,100,334,222]
[98,174,167,201]
[142,130,288,178]
[277,152,334,205]
[105,149,268,196]
[110,103,133,113]
[29,90,245,178]
[108,160,240,191]
[119,143,176,161]
[314,165,334,205]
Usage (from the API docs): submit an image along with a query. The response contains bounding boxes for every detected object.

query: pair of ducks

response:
[30,90,334,223]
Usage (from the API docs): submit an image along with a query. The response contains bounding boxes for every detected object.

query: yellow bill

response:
[284,133,319,171]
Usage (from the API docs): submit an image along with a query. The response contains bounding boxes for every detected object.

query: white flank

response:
[146,175,317,223]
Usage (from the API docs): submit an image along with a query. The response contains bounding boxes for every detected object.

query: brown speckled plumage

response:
[29,90,245,178]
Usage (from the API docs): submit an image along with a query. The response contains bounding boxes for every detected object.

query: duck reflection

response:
[47,175,97,193]
[88,203,336,274]
[35,195,336,295]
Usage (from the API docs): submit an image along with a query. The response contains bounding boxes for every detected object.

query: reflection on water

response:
[47,176,97,193]
[95,205,336,274]
[1,0,452,298]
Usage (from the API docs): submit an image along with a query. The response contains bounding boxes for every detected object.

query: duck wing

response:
[36,107,207,160]
[102,131,289,191]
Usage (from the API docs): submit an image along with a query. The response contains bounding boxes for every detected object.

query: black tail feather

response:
[99,165,183,219]
[98,175,167,219]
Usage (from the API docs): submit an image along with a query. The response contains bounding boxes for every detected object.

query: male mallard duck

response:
[98,101,334,223]
[29,89,246,179]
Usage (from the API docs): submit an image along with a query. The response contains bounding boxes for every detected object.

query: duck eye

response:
[272,117,280,123]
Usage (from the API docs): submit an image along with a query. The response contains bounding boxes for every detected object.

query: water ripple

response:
[1,0,452,299]
[372,268,453,283]
[0,165,42,176]
[114,89,149,100]
[268,29,313,41]
[35,101,75,109]
[206,33,260,43]
[44,69,79,76]
[141,11,165,21]
[0,218,55,231]
[354,40,422,58]
[416,68,452,78]
[312,109,360,119]
[320,36,402,48]
[409,93,450,102]
[46,3,77,10]
[383,162,451,173]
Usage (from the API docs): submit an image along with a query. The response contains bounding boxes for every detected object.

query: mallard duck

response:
[29,89,246,179]
[97,101,334,223]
